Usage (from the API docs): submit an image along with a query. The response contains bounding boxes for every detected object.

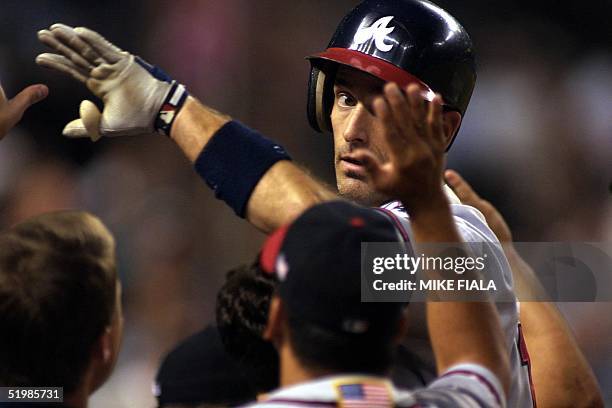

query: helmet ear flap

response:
[307,65,336,133]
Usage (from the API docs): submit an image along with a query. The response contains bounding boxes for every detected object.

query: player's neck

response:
[63,364,98,408]
[278,340,336,387]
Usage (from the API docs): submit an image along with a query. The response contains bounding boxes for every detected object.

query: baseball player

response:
[35,0,532,405]
[248,199,510,407]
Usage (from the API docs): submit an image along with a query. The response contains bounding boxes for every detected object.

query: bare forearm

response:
[522,303,603,408]
[170,96,231,162]
[409,195,510,393]
[504,245,547,301]
[409,195,459,244]
[246,161,339,232]
[428,301,509,385]
[504,249,603,407]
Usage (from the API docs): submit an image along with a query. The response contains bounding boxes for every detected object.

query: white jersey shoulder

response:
[376,186,534,408]
[243,364,504,408]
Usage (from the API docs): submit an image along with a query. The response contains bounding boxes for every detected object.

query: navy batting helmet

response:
[306,0,476,147]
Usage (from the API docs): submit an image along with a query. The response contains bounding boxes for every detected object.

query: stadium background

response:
[0,0,610,406]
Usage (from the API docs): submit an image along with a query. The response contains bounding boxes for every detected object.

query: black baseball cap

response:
[154,324,256,406]
[260,201,405,338]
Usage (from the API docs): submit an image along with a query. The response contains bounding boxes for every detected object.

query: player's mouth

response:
[340,155,367,179]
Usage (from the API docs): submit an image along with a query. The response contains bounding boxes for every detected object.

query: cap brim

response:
[307,48,437,102]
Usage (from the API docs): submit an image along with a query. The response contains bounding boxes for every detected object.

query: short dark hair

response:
[287,314,398,375]
[0,211,117,392]
[215,259,279,393]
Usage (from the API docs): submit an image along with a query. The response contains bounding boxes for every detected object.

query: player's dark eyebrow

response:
[334,76,351,88]
[335,70,385,95]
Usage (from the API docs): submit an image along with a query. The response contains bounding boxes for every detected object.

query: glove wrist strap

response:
[154,81,189,136]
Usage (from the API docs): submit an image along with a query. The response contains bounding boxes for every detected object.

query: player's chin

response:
[337,176,381,206]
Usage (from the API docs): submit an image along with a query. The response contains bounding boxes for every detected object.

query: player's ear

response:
[442,111,461,149]
[263,296,285,344]
[91,326,114,364]
[87,323,120,393]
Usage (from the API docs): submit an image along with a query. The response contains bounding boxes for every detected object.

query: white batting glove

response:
[36,24,188,141]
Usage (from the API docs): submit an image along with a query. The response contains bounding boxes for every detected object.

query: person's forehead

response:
[334,65,385,93]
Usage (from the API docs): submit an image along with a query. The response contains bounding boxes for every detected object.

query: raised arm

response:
[36,24,336,233]
[445,169,604,408]
[170,98,337,231]
[354,82,511,396]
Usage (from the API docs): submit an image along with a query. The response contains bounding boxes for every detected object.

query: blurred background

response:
[0,0,610,406]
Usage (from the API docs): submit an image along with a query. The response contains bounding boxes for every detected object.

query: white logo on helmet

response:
[353,16,396,52]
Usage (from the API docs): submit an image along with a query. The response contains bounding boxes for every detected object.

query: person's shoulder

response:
[376,199,498,245]
[246,375,414,407]
[241,377,337,407]
[446,185,499,244]
[448,201,498,243]
[242,402,335,407]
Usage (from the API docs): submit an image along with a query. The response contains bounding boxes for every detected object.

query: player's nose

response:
[342,103,371,146]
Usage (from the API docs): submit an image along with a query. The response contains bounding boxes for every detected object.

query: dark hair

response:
[215,259,279,393]
[0,211,117,392]
[287,314,398,375]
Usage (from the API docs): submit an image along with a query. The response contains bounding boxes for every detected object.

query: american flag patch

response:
[336,382,392,407]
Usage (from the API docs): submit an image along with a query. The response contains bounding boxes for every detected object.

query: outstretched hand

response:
[0,82,48,140]
[352,82,447,213]
[37,23,185,141]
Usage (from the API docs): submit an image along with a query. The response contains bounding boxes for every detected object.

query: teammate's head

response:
[306,0,475,205]
[0,211,122,397]
[260,201,406,376]
[154,324,257,408]
[216,260,279,394]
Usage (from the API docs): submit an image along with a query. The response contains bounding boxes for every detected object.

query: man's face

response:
[330,66,461,207]
[331,66,390,206]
